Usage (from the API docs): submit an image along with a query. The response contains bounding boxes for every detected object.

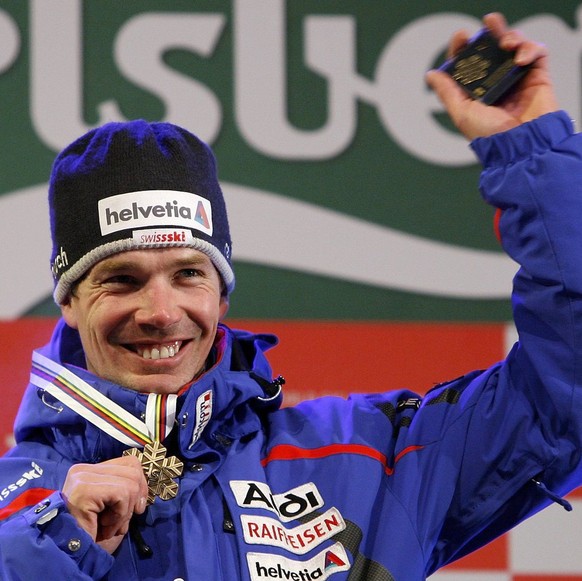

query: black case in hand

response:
[439,29,531,105]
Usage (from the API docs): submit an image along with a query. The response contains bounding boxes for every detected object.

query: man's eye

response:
[104,275,136,286]
[179,269,201,279]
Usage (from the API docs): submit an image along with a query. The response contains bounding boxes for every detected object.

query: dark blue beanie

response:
[49,120,234,304]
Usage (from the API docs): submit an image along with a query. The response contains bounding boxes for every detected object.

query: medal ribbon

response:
[145,393,177,442]
[30,351,177,448]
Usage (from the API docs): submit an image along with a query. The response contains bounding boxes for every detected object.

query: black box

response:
[439,29,531,105]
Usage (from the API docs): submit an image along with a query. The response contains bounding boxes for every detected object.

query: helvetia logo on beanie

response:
[98,190,213,237]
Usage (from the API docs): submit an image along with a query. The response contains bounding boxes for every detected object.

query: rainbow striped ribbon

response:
[30,351,177,448]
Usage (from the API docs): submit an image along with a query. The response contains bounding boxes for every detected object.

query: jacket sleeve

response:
[0,460,114,580]
[473,110,582,494]
[389,111,582,573]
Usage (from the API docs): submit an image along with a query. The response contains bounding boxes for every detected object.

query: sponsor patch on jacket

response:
[231,481,324,522]
[190,390,213,448]
[241,507,346,555]
[247,542,350,580]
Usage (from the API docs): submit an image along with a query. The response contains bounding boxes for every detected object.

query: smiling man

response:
[1,13,582,581]
[48,119,233,399]
[62,248,228,394]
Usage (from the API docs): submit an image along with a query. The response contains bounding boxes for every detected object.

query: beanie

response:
[49,120,234,305]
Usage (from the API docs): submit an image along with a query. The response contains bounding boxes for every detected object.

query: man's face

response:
[61,247,229,394]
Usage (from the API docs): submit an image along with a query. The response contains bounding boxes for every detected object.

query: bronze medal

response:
[124,441,184,505]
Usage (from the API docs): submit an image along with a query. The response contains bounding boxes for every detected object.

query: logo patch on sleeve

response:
[0,462,44,501]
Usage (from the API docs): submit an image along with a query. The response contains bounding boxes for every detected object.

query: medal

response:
[31,351,184,504]
[124,441,184,504]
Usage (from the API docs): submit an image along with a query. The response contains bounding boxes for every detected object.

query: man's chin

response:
[117,372,190,395]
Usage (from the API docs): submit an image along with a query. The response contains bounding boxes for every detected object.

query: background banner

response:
[1,2,582,578]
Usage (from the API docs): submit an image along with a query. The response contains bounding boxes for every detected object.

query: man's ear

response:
[219,295,229,321]
[60,298,79,330]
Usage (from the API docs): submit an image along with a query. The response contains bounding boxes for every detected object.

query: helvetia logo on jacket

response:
[247,542,350,580]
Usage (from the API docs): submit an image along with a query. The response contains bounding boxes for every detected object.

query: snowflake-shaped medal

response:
[123,441,184,505]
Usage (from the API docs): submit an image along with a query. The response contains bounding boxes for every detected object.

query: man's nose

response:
[134,280,181,328]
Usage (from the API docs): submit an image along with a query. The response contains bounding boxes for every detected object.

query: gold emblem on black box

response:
[438,29,531,105]
[451,55,490,86]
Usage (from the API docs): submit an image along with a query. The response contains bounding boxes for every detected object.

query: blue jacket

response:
[1,111,582,580]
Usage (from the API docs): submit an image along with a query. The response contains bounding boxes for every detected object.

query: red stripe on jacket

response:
[261,443,424,475]
[0,488,56,521]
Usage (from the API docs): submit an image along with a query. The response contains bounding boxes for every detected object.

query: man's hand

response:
[426,12,559,140]
[62,456,148,554]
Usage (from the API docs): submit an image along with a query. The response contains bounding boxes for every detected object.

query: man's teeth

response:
[139,342,181,360]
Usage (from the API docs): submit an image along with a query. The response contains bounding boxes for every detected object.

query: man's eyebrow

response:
[173,255,214,268]
[91,259,139,276]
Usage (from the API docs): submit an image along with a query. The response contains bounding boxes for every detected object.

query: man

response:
[0,12,580,580]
